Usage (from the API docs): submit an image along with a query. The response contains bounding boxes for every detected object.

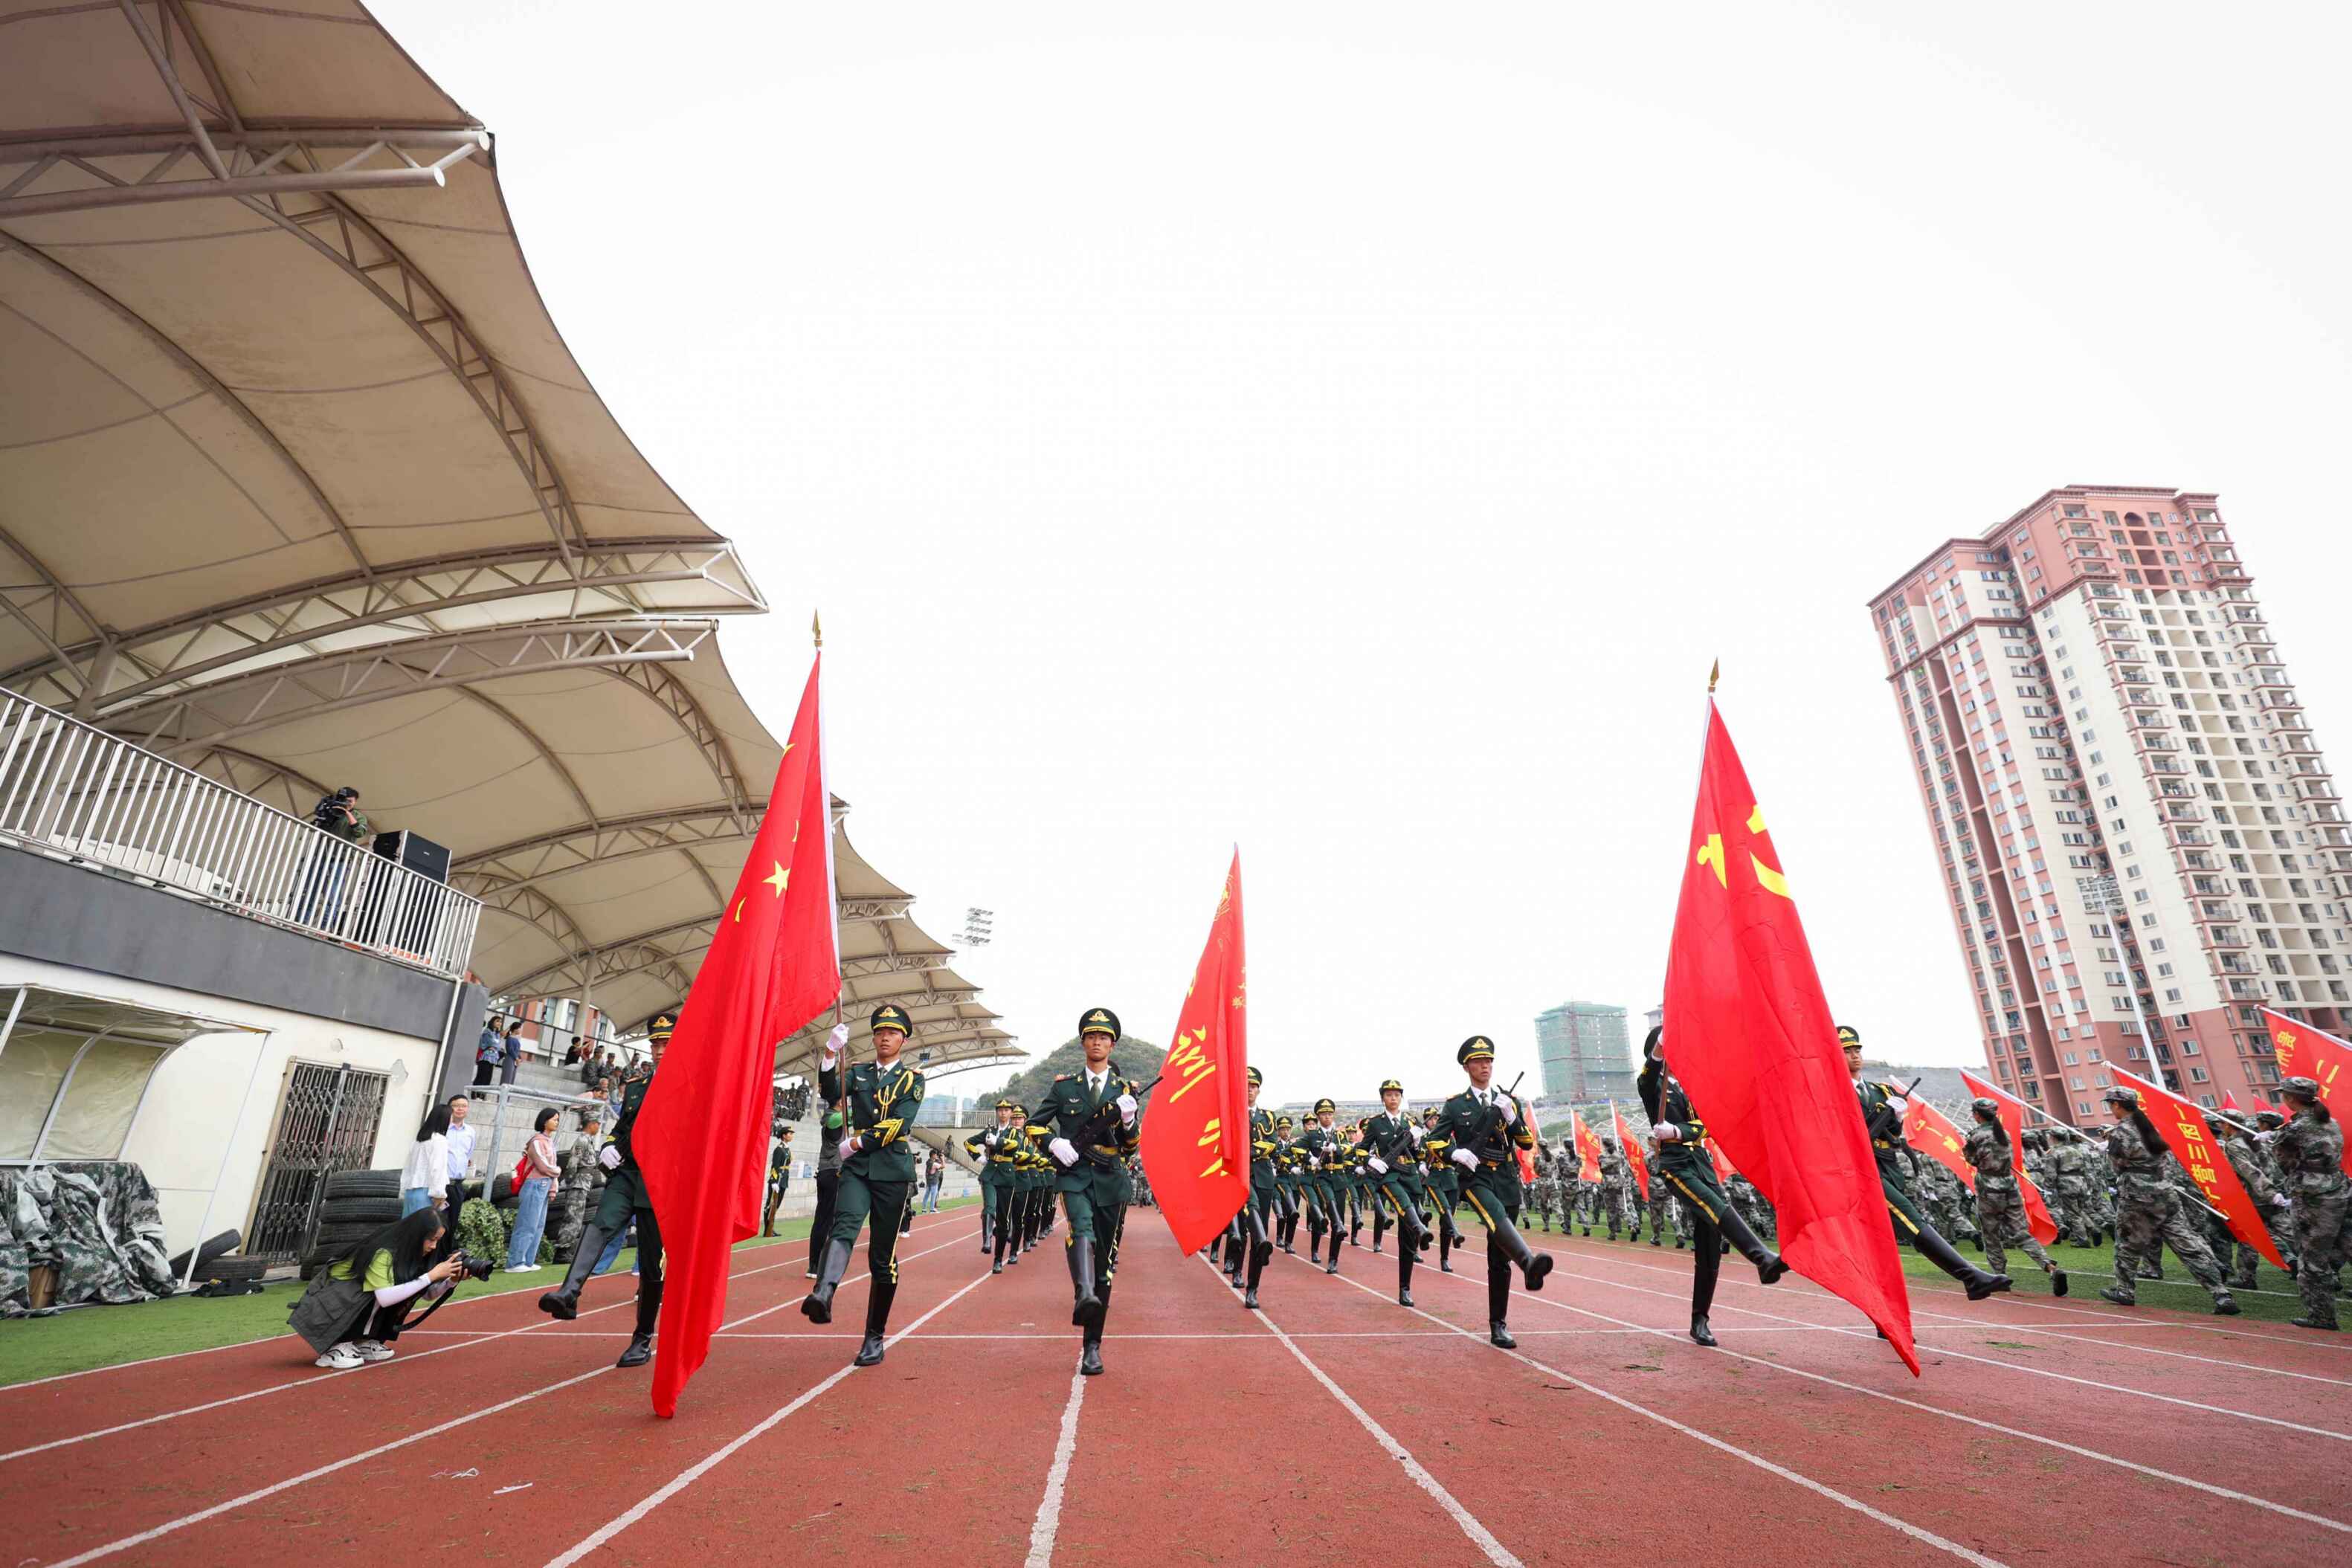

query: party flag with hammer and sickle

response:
[1663,691,1918,1374]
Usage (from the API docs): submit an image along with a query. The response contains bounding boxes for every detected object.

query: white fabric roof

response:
[0,1,1013,1077]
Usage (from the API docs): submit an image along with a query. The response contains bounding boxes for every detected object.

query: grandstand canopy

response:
[0,1,1013,1077]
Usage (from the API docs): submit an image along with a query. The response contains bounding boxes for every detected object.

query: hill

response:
[987,1034,1164,1112]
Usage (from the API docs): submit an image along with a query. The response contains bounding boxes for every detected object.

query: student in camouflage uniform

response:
[1525,1144,1556,1235]
[548,1112,602,1262]
[1031,1007,1143,1377]
[802,1004,927,1368]
[2274,1077,2346,1331]
[1962,1099,2066,1294]
[1592,1138,1628,1240]
[1428,1036,1553,1349]
[1726,1172,1774,1247]
[2208,1111,2296,1289]
[2094,1085,2237,1314]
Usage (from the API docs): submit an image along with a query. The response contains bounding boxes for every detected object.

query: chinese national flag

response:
[2261,1008,2352,1177]
[1612,1102,1651,1202]
[1572,1110,1605,1182]
[633,654,840,1416]
[2110,1065,2287,1270]
[1664,697,1917,1372]
[1956,1070,2060,1245]
[1901,1098,1977,1190]
[1141,851,1249,1256]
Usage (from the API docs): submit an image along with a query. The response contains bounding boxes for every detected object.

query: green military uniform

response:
[1031,1007,1142,1376]
[1361,1085,1431,1305]
[802,1005,927,1366]
[1299,1103,1346,1271]
[968,1103,1027,1273]
[1420,1109,1463,1271]
[1637,1025,1785,1347]
[1428,1036,1551,1347]
[1842,1025,2009,1302]
[538,1013,674,1369]
[1272,1117,1303,1253]
[1229,1068,1278,1307]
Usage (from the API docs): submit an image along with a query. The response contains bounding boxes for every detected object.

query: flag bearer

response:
[1963,1098,2067,1297]
[538,1013,675,1369]
[2274,1075,2345,1332]
[1637,1025,1785,1346]
[801,1004,926,1367]
[1428,1036,1553,1348]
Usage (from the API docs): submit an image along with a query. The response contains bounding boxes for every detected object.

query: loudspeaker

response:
[372,829,450,885]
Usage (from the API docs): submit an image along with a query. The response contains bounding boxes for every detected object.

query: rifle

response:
[1863,1077,1924,1145]
[1049,1072,1164,1172]
[1466,1072,1529,1166]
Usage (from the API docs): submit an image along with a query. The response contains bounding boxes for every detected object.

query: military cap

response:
[647,1012,677,1042]
[2254,1109,2287,1130]
[995,1098,1013,1110]
[1643,1025,1663,1060]
[1970,1097,2000,1118]
[2278,1074,2322,1103]
[1379,1077,1403,1094]
[1078,1007,1121,1041]
[1312,1097,1336,1115]
[1836,1025,1862,1046]
[1602,1135,1619,1150]
[1420,1106,1439,1121]
[1247,1065,1263,1086]
[2202,1111,2230,1132]
[1010,1103,1028,1118]
[870,1003,913,1037]
[2101,1085,2140,1108]
[1275,1114,1295,1129]
[1457,1036,1495,1065]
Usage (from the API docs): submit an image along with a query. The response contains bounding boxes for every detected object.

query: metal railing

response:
[0,688,481,979]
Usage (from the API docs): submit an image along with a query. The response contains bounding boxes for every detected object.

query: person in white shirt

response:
[401,1106,451,1216]
[442,1094,476,1231]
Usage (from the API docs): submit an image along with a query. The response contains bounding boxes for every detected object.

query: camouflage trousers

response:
[2230,1206,2301,1289]
[2289,1183,2348,1327]
[1973,1175,2055,1280]
[1643,1189,1683,1242]
[2108,1189,2226,1301]
[2055,1177,2107,1245]
[548,1185,593,1262]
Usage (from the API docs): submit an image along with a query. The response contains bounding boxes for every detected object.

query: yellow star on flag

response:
[764,861,788,897]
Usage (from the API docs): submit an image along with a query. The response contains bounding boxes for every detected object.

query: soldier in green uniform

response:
[1032,1007,1142,1376]
[538,1013,675,1369]
[801,1004,926,1367]
[1420,1106,1463,1271]
[1299,1099,1345,1273]
[1232,1065,1278,1309]
[1840,1025,2011,1300]
[1361,1078,1432,1306]
[1272,1115,1302,1252]
[1428,1036,1553,1348]
[1637,1026,1786,1346]
[968,1100,1025,1275]
[2273,1076,2346,1332]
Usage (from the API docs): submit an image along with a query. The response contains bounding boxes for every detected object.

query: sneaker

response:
[349,1339,396,1364]
[505,1263,539,1274]
[315,1344,365,1370]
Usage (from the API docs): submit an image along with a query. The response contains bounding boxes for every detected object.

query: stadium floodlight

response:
[963,906,994,947]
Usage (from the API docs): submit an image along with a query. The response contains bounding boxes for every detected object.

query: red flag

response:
[2220,1089,2241,1112]
[2261,1008,2352,1177]
[1140,851,1249,1255]
[1612,1101,1651,1202]
[1571,1110,1605,1182]
[2110,1065,2287,1271]
[1704,1135,1736,1185]
[633,654,840,1416]
[1956,1069,2060,1245]
[1901,1097,1976,1190]
[1663,697,1917,1373]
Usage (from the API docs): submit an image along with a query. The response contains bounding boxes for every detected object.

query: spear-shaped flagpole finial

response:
[1708,659,1720,694]
[813,609,823,649]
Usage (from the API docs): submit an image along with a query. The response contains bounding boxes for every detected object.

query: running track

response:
[5,1212,2346,1566]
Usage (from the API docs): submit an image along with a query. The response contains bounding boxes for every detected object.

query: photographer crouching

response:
[290,1207,483,1369]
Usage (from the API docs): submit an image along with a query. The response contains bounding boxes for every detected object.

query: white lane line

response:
[1023,1371,1088,1567]
[1288,1253,2002,1567]
[1228,1257,1523,1567]
[714,1225,979,1334]
[47,1364,614,1568]
[543,1265,996,1568]
[0,1208,982,1395]
[1373,1250,2352,1535]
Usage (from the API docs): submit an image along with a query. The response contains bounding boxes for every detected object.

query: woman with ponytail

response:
[2273,1075,2345,1332]
[2094,1085,2237,1314]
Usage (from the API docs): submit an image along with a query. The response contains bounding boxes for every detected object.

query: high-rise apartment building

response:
[1534,1001,1635,1102]
[1872,486,2347,1123]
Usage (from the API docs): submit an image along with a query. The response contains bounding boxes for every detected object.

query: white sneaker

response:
[349,1339,396,1363]
[506,1263,539,1273]
[315,1344,365,1369]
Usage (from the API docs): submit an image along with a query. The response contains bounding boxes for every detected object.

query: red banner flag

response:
[1612,1102,1650,1202]
[633,654,840,1417]
[1140,851,1249,1255]
[2220,1089,2241,1112]
[1956,1069,2060,1245]
[1663,697,1917,1372]
[1571,1110,1605,1182]
[2110,1065,2288,1271]
[2261,1008,2352,1177]
[1901,1097,1976,1189]
[1704,1135,1736,1185]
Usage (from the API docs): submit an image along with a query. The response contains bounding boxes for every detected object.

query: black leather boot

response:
[616,1275,660,1367]
[1481,1205,1554,1291]
[1689,1314,1717,1347]
[1912,1221,2011,1300]
[1068,1236,1102,1329]
[1718,1204,1786,1284]
[799,1236,852,1323]
[855,1279,895,1367]
[538,1223,612,1320]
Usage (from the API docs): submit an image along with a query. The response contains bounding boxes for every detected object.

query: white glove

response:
[982,1132,1000,1149]
[1886,1095,1912,1117]
[1049,1137,1080,1168]
[2272,1193,2292,1211]
[1407,1123,1425,1145]
[840,1134,864,1157]
[820,1021,849,1066]
[1652,1123,1682,1143]
[596,1144,622,1170]
[1368,1156,1388,1175]
[1499,1094,1521,1124]
[1451,1147,1478,1171]
[1116,1092,1138,1125]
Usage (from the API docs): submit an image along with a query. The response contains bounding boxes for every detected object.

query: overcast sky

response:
[381,1,2352,1101]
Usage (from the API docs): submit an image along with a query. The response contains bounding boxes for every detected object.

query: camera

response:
[453,1252,495,1283]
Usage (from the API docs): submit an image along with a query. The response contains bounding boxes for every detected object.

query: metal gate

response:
[246,1062,388,1263]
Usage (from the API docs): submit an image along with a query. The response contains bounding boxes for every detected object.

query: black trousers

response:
[811,1168,840,1257]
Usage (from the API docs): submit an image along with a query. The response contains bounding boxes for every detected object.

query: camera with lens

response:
[453,1252,496,1283]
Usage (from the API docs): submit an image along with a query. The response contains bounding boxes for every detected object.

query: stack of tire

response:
[300,1169,405,1280]
[166,1230,265,1289]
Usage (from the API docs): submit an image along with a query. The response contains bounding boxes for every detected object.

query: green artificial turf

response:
[0,1195,979,1387]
